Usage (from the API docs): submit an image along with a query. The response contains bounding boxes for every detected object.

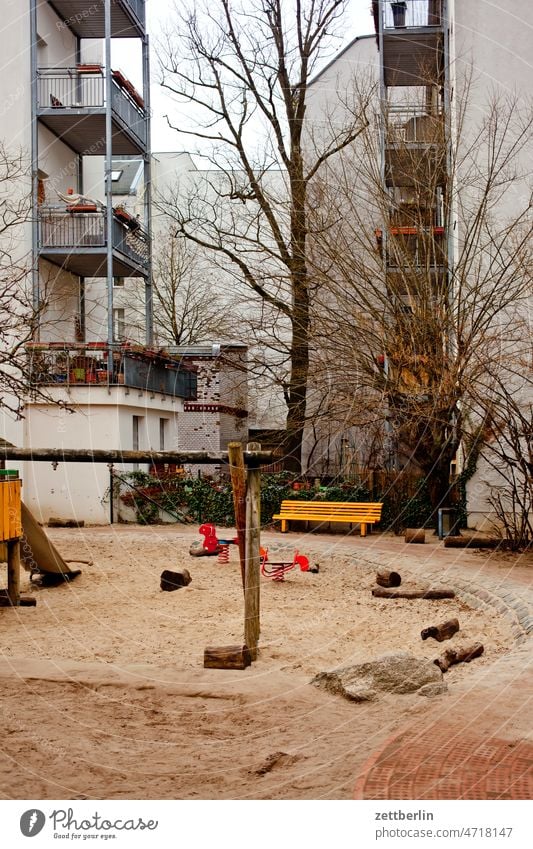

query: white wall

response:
[23,387,183,523]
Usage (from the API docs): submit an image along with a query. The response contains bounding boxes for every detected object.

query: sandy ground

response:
[0,525,524,799]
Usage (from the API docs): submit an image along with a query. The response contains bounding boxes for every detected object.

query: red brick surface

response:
[356,728,533,800]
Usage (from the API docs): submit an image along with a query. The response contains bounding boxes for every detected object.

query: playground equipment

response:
[0,469,25,606]
[1,439,267,663]
[260,547,317,582]
[21,503,82,586]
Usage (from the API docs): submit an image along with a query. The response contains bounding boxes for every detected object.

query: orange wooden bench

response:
[272,500,383,536]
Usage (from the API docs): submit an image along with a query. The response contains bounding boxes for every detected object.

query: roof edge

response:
[308,33,375,86]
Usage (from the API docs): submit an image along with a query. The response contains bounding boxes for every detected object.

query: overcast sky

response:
[113,0,375,152]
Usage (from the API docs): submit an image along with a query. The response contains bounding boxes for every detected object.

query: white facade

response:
[0,0,200,524]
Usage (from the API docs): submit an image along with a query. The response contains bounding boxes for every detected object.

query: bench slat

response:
[273,499,383,536]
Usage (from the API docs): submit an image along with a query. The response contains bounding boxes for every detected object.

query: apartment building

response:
[304,0,532,526]
[0,0,198,523]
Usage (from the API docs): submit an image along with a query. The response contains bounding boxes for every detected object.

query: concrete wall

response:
[23,386,183,523]
[453,0,533,527]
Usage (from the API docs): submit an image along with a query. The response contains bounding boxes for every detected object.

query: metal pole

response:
[30,0,40,323]
[105,0,114,378]
[108,464,114,524]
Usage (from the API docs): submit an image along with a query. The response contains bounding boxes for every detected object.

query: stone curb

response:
[422,569,532,645]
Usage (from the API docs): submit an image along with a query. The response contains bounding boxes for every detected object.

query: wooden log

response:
[160,569,192,591]
[48,518,85,528]
[421,617,460,642]
[189,541,211,557]
[376,568,401,588]
[434,642,484,672]
[444,536,503,549]
[372,586,455,599]
[0,593,36,607]
[405,528,425,544]
[203,644,251,670]
[244,442,261,660]
[0,446,274,466]
[228,442,247,593]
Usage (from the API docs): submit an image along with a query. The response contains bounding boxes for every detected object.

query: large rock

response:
[312,652,446,702]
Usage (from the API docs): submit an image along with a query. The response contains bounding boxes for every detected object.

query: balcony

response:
[377,1,445,86]
[37,68,146,155]
[385,267,447,307]
[381,0,443,30]
[375,225,446,268]
[39,208,149,277]
[26,343,197,400]
[47,0,145,38]
[384,107,446,186]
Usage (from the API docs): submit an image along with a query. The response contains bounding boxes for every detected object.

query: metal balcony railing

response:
[26,343,197,399]
[124,0,146,27]
[385,108,444,144]
[37,68,146,148]
[383,0,443,30]
[375,226,446,267]
[39,208,149,270]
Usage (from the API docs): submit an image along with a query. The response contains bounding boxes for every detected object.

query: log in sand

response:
[372,586,455,600]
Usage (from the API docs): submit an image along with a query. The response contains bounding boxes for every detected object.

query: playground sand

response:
[0,525,522,799]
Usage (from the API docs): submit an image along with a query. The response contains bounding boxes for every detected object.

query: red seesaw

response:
[260,547,318,582]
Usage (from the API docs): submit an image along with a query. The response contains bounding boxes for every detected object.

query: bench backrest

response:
[278,500,383,518]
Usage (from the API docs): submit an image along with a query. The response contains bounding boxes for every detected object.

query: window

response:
[113,308,126,341]
[132,415,142,450]
[132,415,143,471]
[113,276,125,287]
[111,170,123,182]
[159,418,168,451]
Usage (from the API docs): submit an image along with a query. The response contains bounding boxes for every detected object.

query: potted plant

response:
[391,1,407,28]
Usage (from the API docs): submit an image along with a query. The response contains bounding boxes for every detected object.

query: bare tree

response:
[309,82,533,511]
[157,0,371,470]
[127,227,229,346]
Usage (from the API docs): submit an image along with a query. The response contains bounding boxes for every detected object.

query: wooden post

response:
[7,539,20,606]
[204,645,251,670]
[228,442,247,593]
[405,528,425,544]
[376,568,401,588]
[244,442,261,660]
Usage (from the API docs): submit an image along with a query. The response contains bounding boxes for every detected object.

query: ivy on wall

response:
[116,471,446,530]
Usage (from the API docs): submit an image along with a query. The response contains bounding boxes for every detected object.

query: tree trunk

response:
[283,286,310,473]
